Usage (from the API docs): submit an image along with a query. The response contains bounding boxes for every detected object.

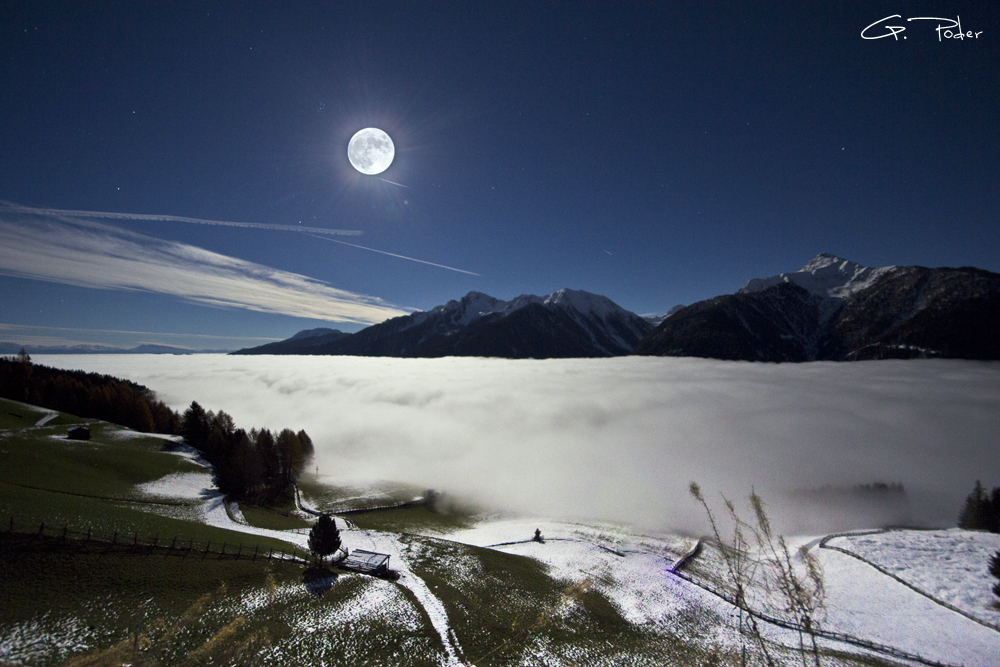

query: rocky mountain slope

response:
[234,289,654,358]
[633,253,1000,361]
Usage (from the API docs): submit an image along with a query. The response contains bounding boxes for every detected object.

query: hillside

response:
[2,396,999,665]
[634,253,1000,361]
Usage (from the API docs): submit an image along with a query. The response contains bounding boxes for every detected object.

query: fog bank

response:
[35,355,1000,534]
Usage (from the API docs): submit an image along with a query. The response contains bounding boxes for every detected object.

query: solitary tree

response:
[308,514,343,566]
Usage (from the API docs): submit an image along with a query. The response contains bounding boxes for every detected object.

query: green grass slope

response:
[0,399,902,666]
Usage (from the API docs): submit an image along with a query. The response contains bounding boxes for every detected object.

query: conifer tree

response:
[180,401,211,453]
[989,488,1000,534]
[990,549,1000,601]
[958,480,988,530]
[308,514,343,566]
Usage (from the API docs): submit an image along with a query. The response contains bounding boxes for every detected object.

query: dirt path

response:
[193,482,467,665]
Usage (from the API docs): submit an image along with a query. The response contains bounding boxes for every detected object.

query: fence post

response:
[38,521,45,536]
[253,545,258,562]
[9,516,13,533]
[62,523,68,542]
[236,544,242,560]
[203,541,210,560]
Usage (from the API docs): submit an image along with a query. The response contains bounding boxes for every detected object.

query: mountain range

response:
[0,343,232,355]
[236,253,1000,361]
[634,253,1000,361]
[234,289,655,358]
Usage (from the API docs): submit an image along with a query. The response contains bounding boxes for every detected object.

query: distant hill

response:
[0,343,232,355]
[233,289,653,358]
[633,253,1000,361]
[231,329,350,355]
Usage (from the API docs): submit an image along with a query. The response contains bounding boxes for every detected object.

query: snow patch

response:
[739,252,896,300]
[137,471,215,501]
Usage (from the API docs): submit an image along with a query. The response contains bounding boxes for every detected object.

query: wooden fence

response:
[671,538,971,667]
[819,529,1000,633]
[2,515,307,565]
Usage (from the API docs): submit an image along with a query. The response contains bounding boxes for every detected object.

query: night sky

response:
[1,2,997,350]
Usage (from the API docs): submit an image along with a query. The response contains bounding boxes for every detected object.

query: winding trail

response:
[34,412,58,427]
[156,476,466,666]
[672,531,1000,667]
[818,531,1000,634]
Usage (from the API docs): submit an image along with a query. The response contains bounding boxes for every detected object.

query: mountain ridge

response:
[235,253,1000,361]
[634,253,1000,361]
[233,288,653,358]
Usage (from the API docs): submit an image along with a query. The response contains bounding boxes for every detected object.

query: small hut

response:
[343,549,391,576]
[67,426,91,441]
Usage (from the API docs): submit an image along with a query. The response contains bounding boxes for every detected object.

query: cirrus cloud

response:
[0,206,408,324]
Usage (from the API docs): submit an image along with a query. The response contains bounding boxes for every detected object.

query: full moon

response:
[347,128,394,175]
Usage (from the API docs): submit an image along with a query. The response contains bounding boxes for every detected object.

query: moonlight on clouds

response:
[347,128,395,175]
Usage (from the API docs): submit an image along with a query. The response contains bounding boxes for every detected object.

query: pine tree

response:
[958,480,988,530]
[990,550,1000,601]
[180,401,211,453]
[987,488,1000,534]
[308,514,342,566]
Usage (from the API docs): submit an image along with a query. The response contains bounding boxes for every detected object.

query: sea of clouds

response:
[35,355,1000,534]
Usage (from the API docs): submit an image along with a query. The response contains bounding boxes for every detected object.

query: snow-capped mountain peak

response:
[390,288,654,356]
[739,252,896,300]
[421,288,631,329]
[432,291,508,326]
[542,288,621,320]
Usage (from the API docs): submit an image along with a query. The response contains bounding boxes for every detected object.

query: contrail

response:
[306,234,482,277]
[0,201,362,236]
[378,178,411,189]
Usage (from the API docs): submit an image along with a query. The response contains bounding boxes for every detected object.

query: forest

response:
[0,350,312,504]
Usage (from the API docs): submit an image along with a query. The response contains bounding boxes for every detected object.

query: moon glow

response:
[347,128,395,175]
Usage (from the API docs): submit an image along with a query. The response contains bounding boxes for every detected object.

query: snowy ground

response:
[447,519,1000,666]
[814,541,1000,666]
[830,529,1000,628]
[137,469,464,666]
[128,464,1000,667]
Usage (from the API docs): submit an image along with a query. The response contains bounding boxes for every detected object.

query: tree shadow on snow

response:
[302,566,338,596]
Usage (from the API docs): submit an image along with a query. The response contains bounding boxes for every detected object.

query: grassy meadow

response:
[0,396,920,666]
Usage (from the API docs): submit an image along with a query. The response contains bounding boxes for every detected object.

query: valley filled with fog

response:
[36,355,1000,534]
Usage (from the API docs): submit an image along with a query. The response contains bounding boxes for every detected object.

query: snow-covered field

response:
[814,539,1000,666]
[129,466,1000,666]
[831,529,1000,628]
[445,519,1000,666]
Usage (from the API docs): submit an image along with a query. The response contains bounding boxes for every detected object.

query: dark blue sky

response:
[1,2,997,349]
